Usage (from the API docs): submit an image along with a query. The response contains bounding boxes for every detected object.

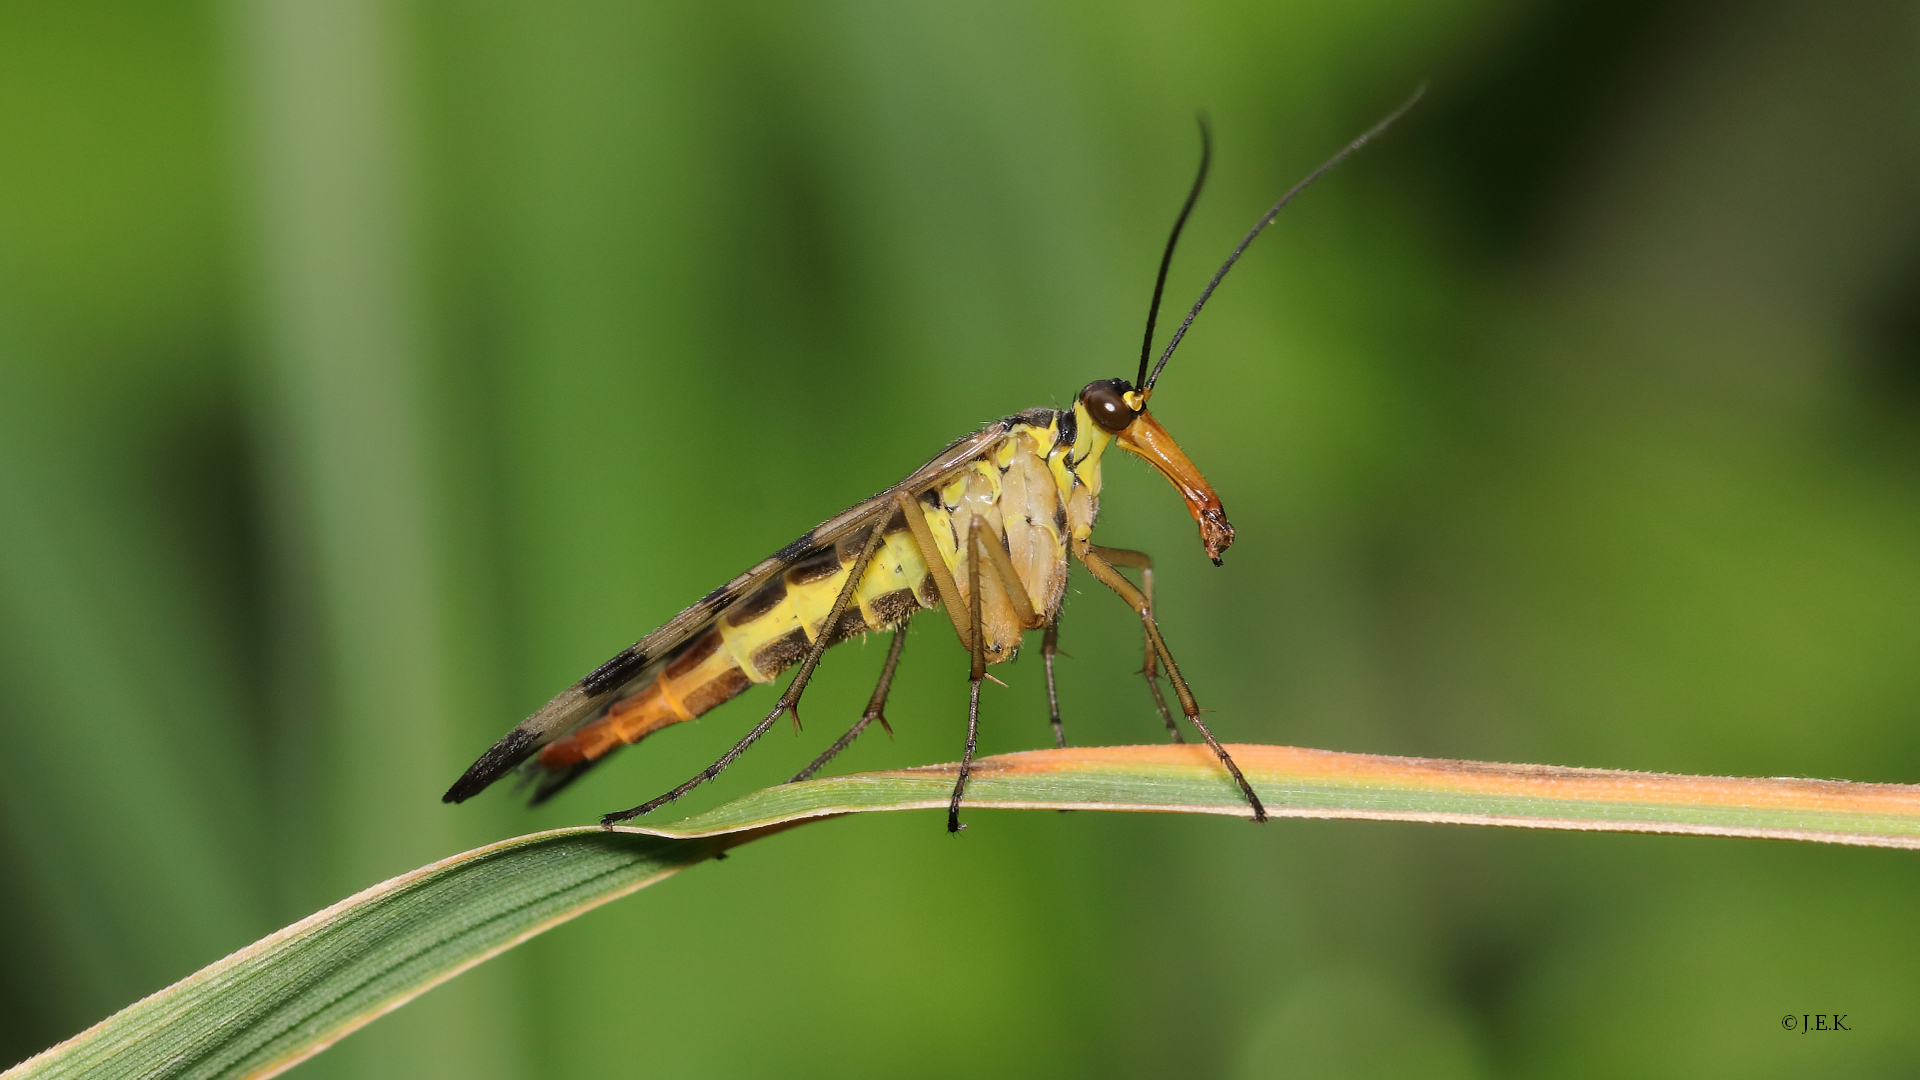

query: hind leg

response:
[602,522,889,825]
[788,628,908,783]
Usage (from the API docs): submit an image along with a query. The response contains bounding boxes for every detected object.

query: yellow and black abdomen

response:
[539,419,1077,770]
[537,512,939,767]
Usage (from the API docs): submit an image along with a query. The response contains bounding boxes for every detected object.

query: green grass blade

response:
[7,830,729,1080]
[640,744,1920,849]
[12,744,1920,1079]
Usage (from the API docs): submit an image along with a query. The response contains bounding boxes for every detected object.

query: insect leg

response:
[1075,543,1268,822]
[981,512,1063,741]
[978,518,1046,629]
[949,528,988,833]
[895,491,971,647]
[602,521,890,825]
[974,513,1056,743]
[889,499,994,832]
[1089,545,1183,743]
[787,627,908,783]
[1042,618,1065,748]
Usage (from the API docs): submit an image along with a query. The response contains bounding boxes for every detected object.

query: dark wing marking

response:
[579,646,647,697]
[442,419,1024,805]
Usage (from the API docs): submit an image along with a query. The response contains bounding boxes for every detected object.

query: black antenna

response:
[1143,84,1427,394]
[1137,115,1212,390]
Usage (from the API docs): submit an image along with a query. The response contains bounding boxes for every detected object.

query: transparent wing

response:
[442,419,1026,804]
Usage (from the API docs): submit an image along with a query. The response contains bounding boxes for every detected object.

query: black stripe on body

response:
[915,574,942,607]
[830,606,869,642]
[1053,407,1076,450]
[870,587,920,627]
[728,579,789,625]
[750,627,810,674]
[787,548,842,586]
[663,629,722,679]
[834,525,877,563]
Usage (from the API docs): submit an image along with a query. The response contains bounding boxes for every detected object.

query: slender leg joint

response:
[789,628,908,783]
[1042,620,1066,749]
[1075,541,1266,822]
[950,529,989,833]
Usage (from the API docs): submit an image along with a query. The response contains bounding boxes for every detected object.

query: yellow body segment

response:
[538,414,1114,771]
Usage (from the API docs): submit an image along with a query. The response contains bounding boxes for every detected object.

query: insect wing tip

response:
[443,727,542,804]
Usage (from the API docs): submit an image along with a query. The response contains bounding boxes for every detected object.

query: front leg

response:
[1087,545,1183,743]
[1074,541,1267,822]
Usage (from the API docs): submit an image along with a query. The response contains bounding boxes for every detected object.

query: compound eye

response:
[1081,378,1136,434]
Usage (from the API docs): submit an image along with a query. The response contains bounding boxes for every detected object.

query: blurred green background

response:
[4,0,1920,1076]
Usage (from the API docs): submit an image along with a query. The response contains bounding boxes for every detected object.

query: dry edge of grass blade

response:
[10,743,1920,1080]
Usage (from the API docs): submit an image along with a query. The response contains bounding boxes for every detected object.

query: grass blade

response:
[12,744,1920,1079]
[6,829,733,1080]
[645,744,1920,849]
